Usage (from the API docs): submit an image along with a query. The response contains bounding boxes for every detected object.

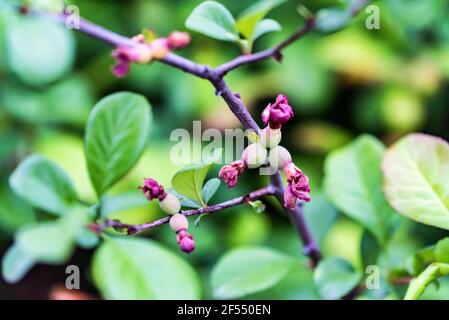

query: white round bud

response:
[159,193,181,215]
[242,143,268,169]
[259,127,282,148]
[169,214,188,232]
[268,146,292,170]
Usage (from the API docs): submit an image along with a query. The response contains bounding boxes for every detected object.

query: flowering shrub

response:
[1,0,449,301]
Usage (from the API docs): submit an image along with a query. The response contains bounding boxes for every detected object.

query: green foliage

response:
[383,133,449,231]
[186,1,239,42]
[324,135,394,244]
[201,178,221,204]
[85,92,152,196]
[1,244,35,284]
[0,184,35,234]
[172,162,215,207]
[314,257,361,299]
[210,247,296,299]
[186,0,283,53]
[6,17,74,86]
[15,208,88,264]
[92,237,201,299]
[10,155,78,216]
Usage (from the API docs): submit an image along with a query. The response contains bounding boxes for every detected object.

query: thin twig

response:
[95,185,275,234]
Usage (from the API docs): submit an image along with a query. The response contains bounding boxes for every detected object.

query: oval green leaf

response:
[210,247,295,299]
[382,133,449,230]
[324,135,394,244]
[85,92,151,196]
[185,1,239,42]
[201,178,221,204]
[92,237,201,299]
[10,155,77,215]
[314,257,361,300]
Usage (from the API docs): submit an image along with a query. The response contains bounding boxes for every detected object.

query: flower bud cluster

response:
[112,31,190,77]
[140,178,195,253]
[219,94,311,209]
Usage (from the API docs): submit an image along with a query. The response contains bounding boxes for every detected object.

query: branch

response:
[95,185,275,234]
[215,18,315,77]
[26,6,323,266]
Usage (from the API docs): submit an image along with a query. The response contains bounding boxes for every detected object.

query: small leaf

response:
[172,162,215,206]
[246,129,259,143]
[92,237,201,299]
[10,155,77,215]
[25,0,65,13]
[201,178,221,204]
[249,200,266,213]
[406,245,436,276]
[382,133,449,231]
[315,8,351,33]
[314,257,362,300]
[85,92,151,196]
[1,244,36,284]
[253,19,281,41]
[324,135,394,244]
[237,0,285,41]
[210,247,295,299]
[185,1,239,42]
[15,208,88,264]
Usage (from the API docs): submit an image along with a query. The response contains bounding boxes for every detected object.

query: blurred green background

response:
[1,0,449,299]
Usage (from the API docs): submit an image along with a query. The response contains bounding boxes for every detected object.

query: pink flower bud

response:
[151,38,170,59]
[262,94,294,129]
[242,143,268,169]
[111,40,152,77]
[284,186,298,210]
[268,146,292,170]
[283,162,311,209]
[218,160,247,188]
[168,31,191,49]
[176,229,195,254]
[169,214,189,232]
[141,178,167,201]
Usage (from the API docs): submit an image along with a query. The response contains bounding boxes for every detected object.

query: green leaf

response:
[0,184,35,234]
[315,8,351,33]
[15,208,88,264]
[85,92,151,196]
[406,245,436,276]
[435,238,449,263]
[324,135,394,244]
[236,0,285,41]
[185,1,239,42]
[249,200,266,213]
[253,19,281,41]
[172,162,215,207]
[360,231,381,268]
[10,155,77,215]
[201,178,221,204]
[314,257,362,300]
[6,17,74,87]
[1,244,36,284]
[382,133,449,231]
[92,237,201,299]
[210,247,295,299]
[303,193,338,244]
